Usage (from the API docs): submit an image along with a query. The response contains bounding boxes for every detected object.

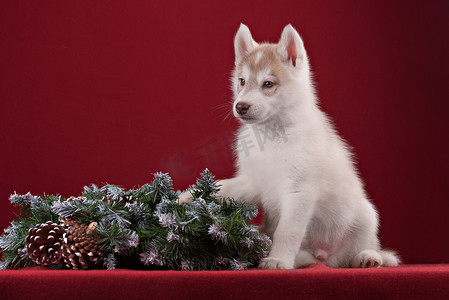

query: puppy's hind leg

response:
[379,249,401,267]
[349,248,400,268]
[350,249,383,268]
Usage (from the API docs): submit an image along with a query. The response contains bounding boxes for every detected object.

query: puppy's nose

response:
[236,102,250,115]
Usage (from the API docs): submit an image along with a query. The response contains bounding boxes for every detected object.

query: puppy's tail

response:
[380,249,401,267]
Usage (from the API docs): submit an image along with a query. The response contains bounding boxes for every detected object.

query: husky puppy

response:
[180,24,400,269]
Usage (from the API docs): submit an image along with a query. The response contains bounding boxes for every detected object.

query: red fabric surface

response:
[1,264,448,300]
[0,0,448,266]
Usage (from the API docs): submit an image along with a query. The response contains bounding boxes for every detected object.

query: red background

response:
[0,1,448,264]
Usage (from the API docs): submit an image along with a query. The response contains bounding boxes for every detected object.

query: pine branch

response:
[1,170,271,270]
[82,184,104,200]
[103,253,117,270]
[9,192,35,207]
[190,169,220,199]
[126,201,154,229]
[101,184,125,201]
[0,220,35,269]
[96,220,139,255]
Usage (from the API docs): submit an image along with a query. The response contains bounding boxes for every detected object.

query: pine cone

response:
[62,222,104,269]
[58,216,78,228]
[25,221,64,266]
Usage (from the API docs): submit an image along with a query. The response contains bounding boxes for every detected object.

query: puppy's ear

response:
[234,24,257,64]
[278,24,306,67]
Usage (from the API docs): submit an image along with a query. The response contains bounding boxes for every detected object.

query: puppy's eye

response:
[239,78,245,86]
[264,81,274,88]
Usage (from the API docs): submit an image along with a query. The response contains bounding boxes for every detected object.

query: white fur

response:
[179,24,400,269]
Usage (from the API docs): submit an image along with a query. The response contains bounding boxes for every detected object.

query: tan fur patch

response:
[237,45,290,82]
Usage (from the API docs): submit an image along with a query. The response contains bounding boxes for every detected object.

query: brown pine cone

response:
[58,216,78,228]
[62,222,104,269]
[25,221,64,266]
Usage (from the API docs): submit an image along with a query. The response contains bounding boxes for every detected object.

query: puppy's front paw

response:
[259,257,294,270]
[178,191,193,205]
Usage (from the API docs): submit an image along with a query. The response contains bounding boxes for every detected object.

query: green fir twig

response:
[0,169,271,270]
